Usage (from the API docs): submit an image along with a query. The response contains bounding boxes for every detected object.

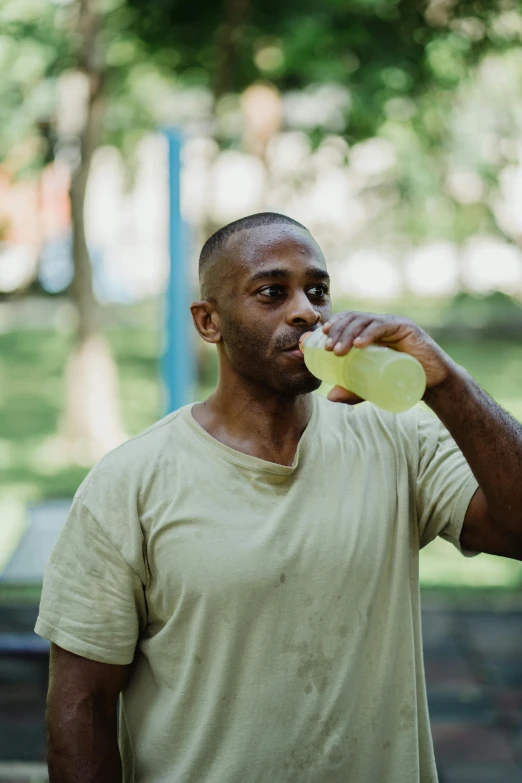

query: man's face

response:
[216,224,333,396]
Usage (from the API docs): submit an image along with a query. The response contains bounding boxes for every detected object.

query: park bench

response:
[0,500,71,655]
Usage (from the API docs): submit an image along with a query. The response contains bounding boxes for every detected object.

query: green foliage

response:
[2,0,522,257]
[125,0,519,138]
[120,0,522,246]
[0,0,182,176]
[0,1,67,171]
[2,2,521,164]
[443,291,522,331]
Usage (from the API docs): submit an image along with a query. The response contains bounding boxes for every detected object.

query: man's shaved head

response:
[199,212,309,301]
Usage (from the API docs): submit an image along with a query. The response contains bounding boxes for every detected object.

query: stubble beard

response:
[221,319,322,398]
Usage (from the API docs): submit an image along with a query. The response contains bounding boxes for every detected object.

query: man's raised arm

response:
[322,310,522,560]
[46,643,134,783]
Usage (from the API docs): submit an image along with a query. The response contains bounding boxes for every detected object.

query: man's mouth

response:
[282,344,304,360]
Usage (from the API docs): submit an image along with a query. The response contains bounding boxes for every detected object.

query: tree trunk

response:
[57,0,126,465]
[213,0,250,100]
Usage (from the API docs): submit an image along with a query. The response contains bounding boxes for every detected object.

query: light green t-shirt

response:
[35,393,478,783]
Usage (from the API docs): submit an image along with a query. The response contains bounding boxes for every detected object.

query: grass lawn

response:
[1,324,521,591]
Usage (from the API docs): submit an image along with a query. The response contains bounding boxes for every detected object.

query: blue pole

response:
[162,128,196,414]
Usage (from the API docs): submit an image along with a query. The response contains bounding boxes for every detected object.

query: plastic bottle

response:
[299,329,426,413]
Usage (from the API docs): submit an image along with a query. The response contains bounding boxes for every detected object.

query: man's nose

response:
[287,291,321,325]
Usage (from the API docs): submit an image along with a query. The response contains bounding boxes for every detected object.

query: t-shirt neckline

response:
[179,394,318,475]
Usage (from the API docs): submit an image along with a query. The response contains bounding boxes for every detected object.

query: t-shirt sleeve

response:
[34,495,147,665]
[415,407,479,555]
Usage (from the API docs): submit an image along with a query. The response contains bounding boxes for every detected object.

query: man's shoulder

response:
[76,405,191,501]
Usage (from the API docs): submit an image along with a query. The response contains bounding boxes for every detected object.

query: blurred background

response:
[1,0,522,780]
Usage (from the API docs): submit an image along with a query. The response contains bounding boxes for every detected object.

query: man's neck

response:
[192,381,314,467]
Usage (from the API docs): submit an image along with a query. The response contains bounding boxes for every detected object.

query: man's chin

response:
[276,372,322,396]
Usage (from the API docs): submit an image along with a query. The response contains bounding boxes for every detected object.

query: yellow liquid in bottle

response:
[301,330,426,413]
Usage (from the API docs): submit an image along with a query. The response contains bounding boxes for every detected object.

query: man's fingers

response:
[326,315,375,354]
[353,320,402,348]
[322,311,408,356]
[323,313,360,349]
[326,386,364,405]
[332,317,373,354]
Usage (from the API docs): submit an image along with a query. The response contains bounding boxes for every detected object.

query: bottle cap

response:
[299,332,314,352]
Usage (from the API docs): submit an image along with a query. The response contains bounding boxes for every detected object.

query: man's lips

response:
[283,346,304,359]
[280,330,318,359]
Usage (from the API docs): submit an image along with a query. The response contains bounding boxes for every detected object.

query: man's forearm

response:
[424,363,522,542]
[47,699,122,783]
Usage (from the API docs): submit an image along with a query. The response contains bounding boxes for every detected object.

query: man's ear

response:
[190,300,222,344]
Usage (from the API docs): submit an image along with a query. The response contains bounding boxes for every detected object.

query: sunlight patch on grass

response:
[420,537,522,589]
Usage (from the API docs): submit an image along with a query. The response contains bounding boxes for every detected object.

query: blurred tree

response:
[125,0,515,138]
[0,0,168,463]
[126,0,522,251]
[57,0,129,464]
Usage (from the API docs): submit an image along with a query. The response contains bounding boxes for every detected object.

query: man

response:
[37,212,522,783]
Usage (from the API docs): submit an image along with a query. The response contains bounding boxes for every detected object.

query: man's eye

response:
[260,285,285,298]
[308,284,329,297]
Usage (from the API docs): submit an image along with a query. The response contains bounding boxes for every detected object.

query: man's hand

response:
[321,311,459,404]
